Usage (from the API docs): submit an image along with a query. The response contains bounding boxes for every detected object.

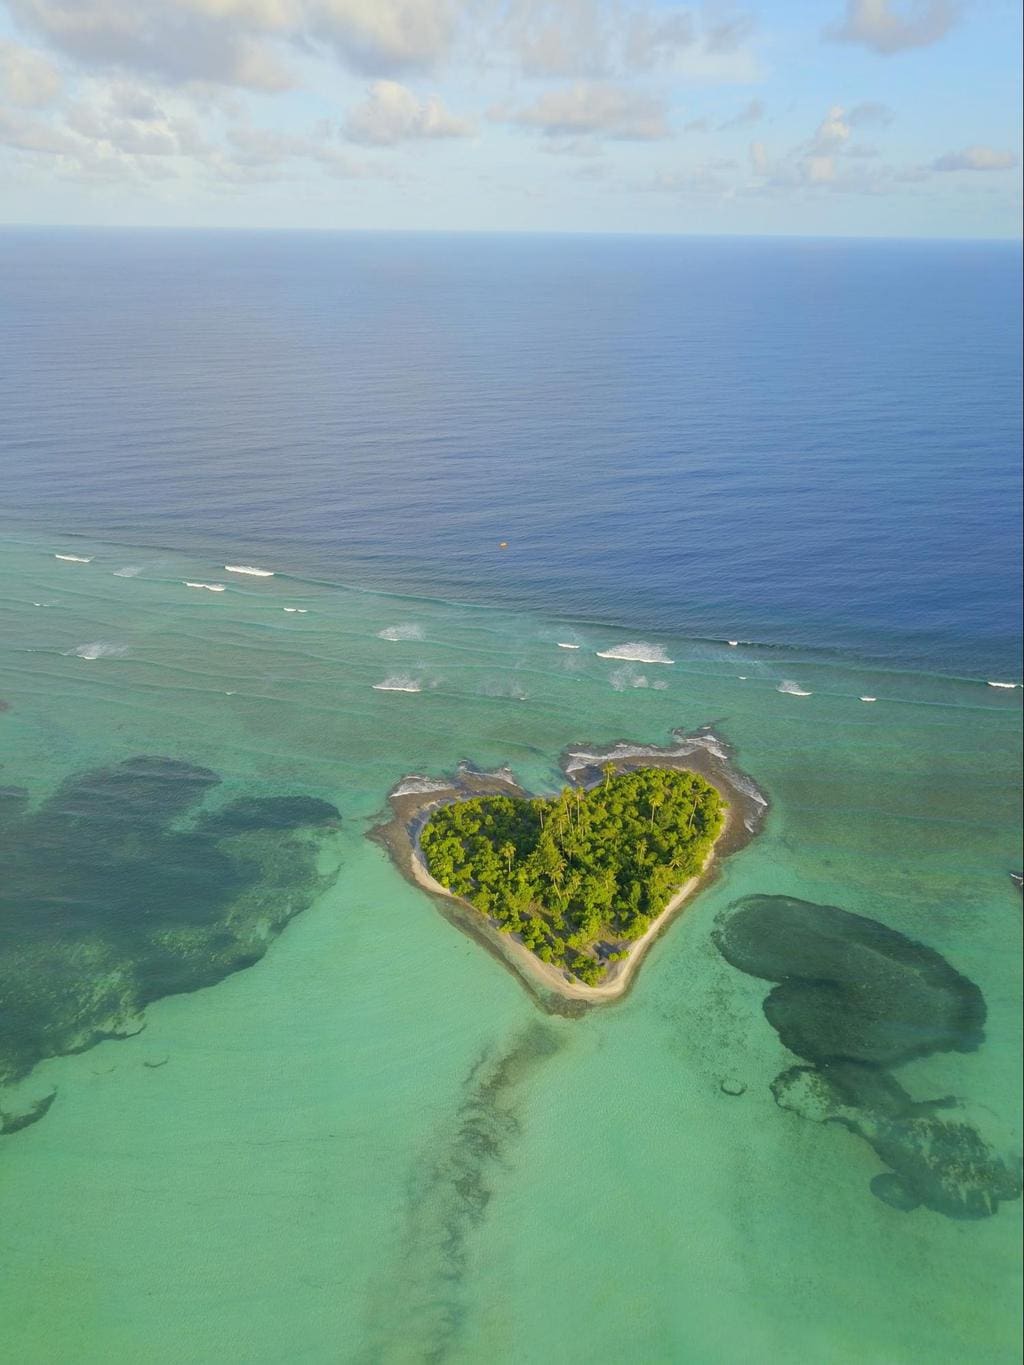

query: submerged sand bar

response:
[371,728,767,1011]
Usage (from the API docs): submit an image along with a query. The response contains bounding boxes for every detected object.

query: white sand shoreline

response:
[369,740,765,1009]
[407,834,714,1001]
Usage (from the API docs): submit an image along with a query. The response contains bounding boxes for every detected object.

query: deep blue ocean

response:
[2,228,1021,677]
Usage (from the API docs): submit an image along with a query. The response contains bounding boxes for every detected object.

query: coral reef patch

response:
[713,895,1020,1220]
[0,756,341,1134]
[713,894,986,1065]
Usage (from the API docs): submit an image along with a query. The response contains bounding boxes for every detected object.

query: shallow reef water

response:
[0,527,1019,1363]
[714,895,1021,1220]
[0,755,341,1129]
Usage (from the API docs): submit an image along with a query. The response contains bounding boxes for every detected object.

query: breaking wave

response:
[184,581,225,593]
[778,680,813,697]
[378,624,424,642]
[391,775,454,798]
[373,675,422,693]
[224,564,274,577]
[113,566,142,577]
[596,642,674,665]
[54,553,91,564]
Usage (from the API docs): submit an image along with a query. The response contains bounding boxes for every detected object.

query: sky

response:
[0,1,1021,237]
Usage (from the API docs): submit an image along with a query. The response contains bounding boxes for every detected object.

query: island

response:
[371,729,767,1009]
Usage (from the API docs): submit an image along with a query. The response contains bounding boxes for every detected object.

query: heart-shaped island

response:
[373,730,767,1008]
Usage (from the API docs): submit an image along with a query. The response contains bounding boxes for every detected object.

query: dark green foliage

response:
[421,769,723,984]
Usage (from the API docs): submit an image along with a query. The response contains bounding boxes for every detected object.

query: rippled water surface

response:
[0,231,1021,1363]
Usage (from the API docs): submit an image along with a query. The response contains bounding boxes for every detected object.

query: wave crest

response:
[373,675,422,693]
[596,642,674,665]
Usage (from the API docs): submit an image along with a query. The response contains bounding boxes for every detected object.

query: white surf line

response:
[777,680,812,697]
[727,641,739,647]
[224,564,274,577]
[987,681,1019,689]
[595,643,675,665]
[54,553,92,563]
[556,642,581,650]
[859,696,877,703]
[184,581,226,592]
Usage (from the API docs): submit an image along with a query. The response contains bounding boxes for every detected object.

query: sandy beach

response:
[370,732,767,1010]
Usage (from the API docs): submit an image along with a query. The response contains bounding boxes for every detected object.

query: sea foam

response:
[378,624,424,642]
[778,680,813,697]
[609,664,669,692]
[224,564,274,577]
[54,553,91,563]
[596,642,674,665]
[391,775,454,798]
[184,581,226,593]
[64,642,129,661]
[556,642,581,650]
[987,681,1018,689]
[373,675,422,693]
[113,566,142,577]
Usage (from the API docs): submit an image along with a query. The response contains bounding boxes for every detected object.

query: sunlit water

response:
[0,528,1020,1363]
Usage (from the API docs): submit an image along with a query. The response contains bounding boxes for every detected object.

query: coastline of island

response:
[370,728,768,1012]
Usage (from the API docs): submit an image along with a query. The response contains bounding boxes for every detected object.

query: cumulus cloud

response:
[812,105,851,150]
[494,82,669,141]
[3,0,458,89]
[826,0,958,55]
[344,79,473,145]
[499,0,757,79]
[744,103,915,195]
[0,39,62,106]
[718,97,763,130]
[932,145,1018,172]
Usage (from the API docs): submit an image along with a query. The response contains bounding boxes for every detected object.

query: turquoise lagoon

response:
[0,527,1021,1363]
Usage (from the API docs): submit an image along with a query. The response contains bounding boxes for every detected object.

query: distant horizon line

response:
[0,223,1021,246]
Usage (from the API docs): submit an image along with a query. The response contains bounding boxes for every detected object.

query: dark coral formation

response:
[0,756,341,1132]
[772,1063,1022,1220]
[713,894,986,1065]
[713,895,1020,1220]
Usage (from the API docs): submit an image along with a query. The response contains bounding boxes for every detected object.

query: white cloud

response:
[498,1,758,79]
[495,82,669,141]
[0,39,63,106]
[826,1,958,55]
[344,79,473,145]
[812,105,851,150]
[3,0,458,89]
[932,145,1018,172]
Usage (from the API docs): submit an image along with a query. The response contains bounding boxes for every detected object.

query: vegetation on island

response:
[420,766,725,985]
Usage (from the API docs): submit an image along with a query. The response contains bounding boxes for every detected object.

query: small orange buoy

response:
[499,541,508,549]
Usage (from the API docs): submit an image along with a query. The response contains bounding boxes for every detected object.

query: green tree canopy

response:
[420,768,724,985]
